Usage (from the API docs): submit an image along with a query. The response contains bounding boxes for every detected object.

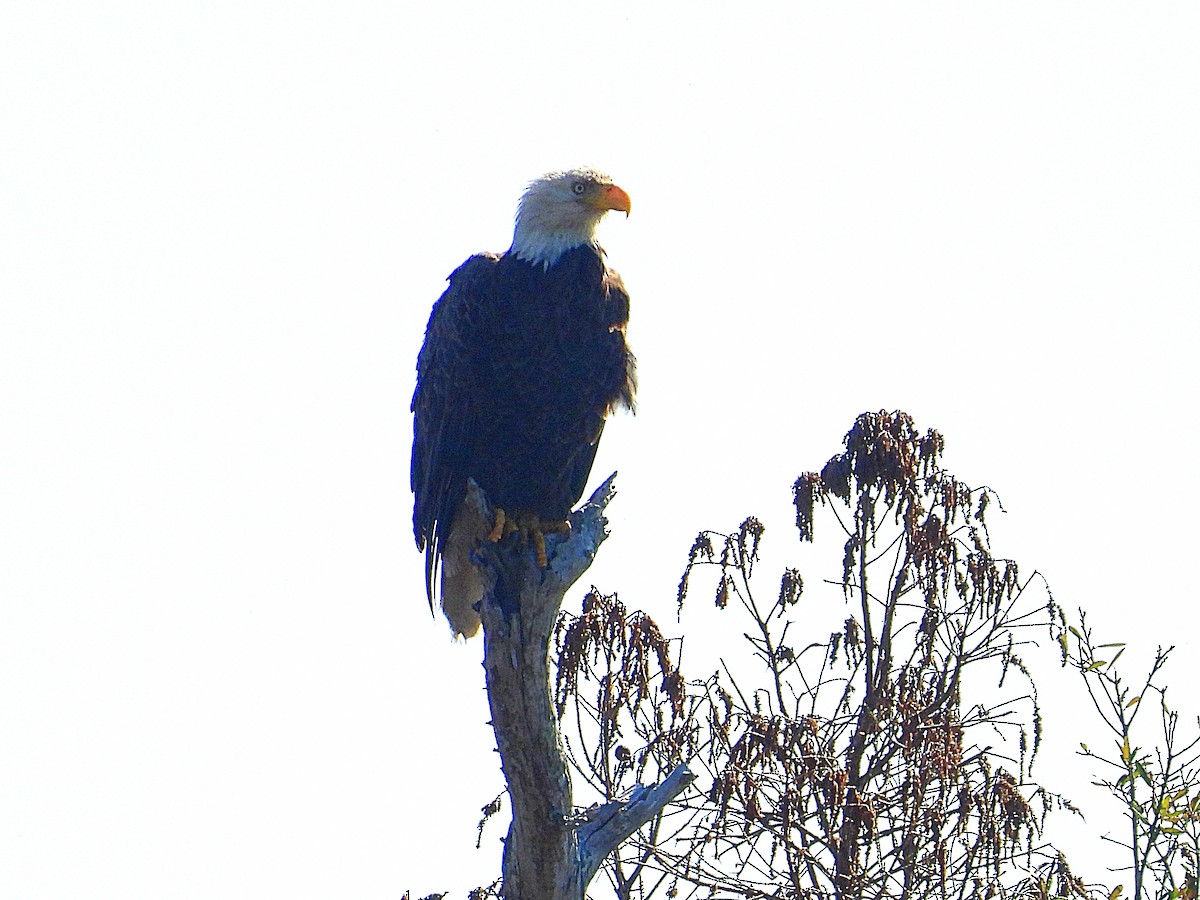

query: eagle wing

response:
[410,253,500,611]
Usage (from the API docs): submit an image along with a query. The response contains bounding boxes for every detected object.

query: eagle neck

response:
[509,238,602,272]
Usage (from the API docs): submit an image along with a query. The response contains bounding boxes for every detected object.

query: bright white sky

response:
[2,3,1198,897]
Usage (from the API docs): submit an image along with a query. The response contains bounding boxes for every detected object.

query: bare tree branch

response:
[577,763,697,890]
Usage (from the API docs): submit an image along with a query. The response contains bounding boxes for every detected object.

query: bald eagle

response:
[411,168,636,638]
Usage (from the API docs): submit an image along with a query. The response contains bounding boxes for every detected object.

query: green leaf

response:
[1108,885,1123,900]
[1125,695,1141,709]
[1086,660,1107,672]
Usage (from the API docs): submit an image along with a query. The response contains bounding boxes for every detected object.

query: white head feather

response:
[510,168,631,268]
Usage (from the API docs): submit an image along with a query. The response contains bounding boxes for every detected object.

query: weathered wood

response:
[577,762,697,890]
[470,474,693,900]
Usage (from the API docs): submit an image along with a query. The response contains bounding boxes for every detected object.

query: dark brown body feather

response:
[411,244,636,623]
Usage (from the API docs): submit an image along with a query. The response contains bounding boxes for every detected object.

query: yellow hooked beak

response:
[589,182,631,217]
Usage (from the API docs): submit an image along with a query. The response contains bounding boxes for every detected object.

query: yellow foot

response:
[511,517,571,569]
[486,507,507,543]
[534,520,572,568]
[532,529,547,569]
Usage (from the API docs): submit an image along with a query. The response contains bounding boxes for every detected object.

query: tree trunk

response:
[469,475,694,900]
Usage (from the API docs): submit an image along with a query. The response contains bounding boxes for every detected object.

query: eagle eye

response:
[571,182,587,195]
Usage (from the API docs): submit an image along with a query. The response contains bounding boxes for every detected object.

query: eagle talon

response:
[506,516,572,569]
[486,508,507,543]
[536,519,571,568]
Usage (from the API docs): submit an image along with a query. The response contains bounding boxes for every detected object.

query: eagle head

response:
[511,167,631,268]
